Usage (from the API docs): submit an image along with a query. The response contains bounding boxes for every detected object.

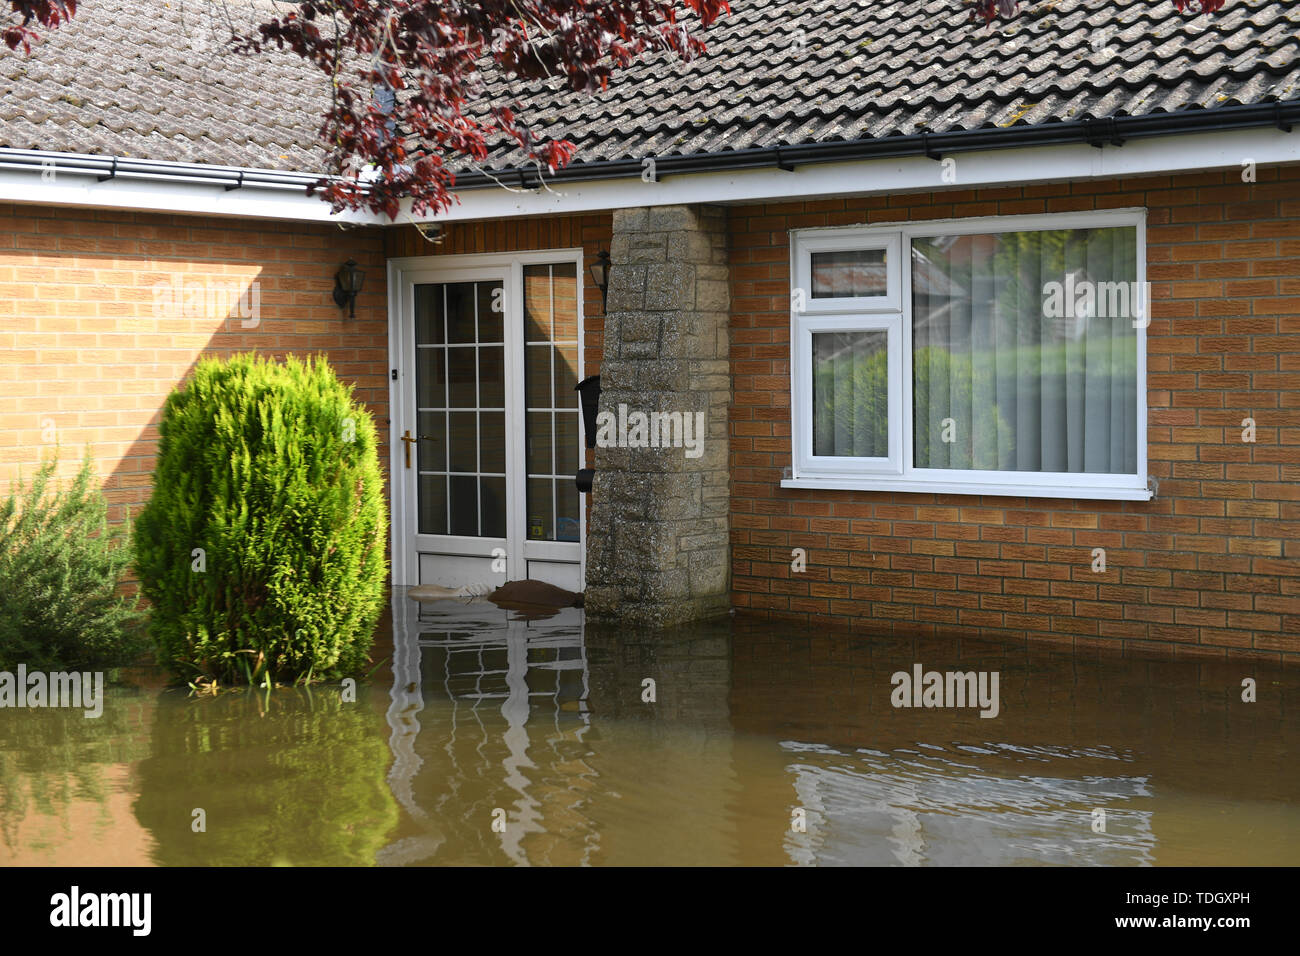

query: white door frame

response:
[387,248,586,588]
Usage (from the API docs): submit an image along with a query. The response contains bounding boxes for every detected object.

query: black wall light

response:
[588,249,612,312]
[333,258,366,318]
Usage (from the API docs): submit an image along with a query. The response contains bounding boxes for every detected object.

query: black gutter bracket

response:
[96,156,118,182]
[921,131,943,161]
[774,146,795,172]
[224,169,245,192]
[1275,102,1293,133]
[1084,117,1126,149]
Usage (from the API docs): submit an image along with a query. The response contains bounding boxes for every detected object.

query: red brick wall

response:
[0,205,389,524]
[729,165,1300,661]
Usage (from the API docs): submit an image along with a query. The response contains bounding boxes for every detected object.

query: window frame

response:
[794,312,904,476]
[785,209,1151,501]
[794,231,902,313]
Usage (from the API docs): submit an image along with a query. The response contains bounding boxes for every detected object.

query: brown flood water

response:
[1,588,1296,866]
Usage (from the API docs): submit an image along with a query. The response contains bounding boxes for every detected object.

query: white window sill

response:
[780,477,1154,501]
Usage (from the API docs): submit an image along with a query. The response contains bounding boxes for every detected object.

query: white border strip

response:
[0,126,1295,223]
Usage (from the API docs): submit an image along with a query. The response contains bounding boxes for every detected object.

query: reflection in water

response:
[132,687,399,865]
[0,590,1296,865]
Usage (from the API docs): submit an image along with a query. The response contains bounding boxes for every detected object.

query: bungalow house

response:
[2,0,1298,658]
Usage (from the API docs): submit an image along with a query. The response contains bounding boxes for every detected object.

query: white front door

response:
[389,250,585,591]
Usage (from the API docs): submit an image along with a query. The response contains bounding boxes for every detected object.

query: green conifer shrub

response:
[0,453,145,671]
[133,354,387,683]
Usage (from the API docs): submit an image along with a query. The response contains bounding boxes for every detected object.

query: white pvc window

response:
[787,210,1150,500]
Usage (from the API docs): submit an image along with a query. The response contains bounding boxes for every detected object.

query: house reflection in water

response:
[377,591,1295,866]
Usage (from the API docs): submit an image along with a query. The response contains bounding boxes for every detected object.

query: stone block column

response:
[584,205,731,627]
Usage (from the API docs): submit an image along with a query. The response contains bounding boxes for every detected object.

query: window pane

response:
[911,227,1138,474]
[812,330,889,458]
[811,249,887,298]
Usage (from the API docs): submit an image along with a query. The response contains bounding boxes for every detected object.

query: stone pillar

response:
[585,205,731,627]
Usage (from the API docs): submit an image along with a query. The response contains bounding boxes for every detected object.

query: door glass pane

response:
[447,348,476,409]
[418,475,447,536]
[479,411,506,474]
[479,345,504,408]
[449,410,477,473]
[553,344,579,407]
[527,411,552,476]
[480,477,506,538]
[449,476,478,536]
[524,264,552,340]
[526,477,553,541]
[416,349,446,409]
[414,279,507,540]
[477,282,503,343]
[417,411,447,472]
[812,330,889,458]
[910,227,1138,473]
[551,263,578,339]
[445,283,476,343]
[525,345,551,409]
[556,481,580,542]
[415,285,444,344]
[554,412,579,476]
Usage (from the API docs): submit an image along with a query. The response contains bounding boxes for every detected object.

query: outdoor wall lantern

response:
[589,249,612,312]
[333,259,366,318]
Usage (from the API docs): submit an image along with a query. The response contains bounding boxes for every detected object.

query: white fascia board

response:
[416,125,1300,223]
[0,160,378,225]
[1,126,1296,224]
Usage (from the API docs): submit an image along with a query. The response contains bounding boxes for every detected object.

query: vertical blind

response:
[911,227,1138,474]
[812,329,889,458]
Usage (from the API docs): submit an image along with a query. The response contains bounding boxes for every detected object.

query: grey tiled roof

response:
[2,0,1298,176]
[0,0,332,171]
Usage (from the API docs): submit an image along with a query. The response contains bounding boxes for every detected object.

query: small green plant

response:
[0,453,145,671]
[133,354,387,684]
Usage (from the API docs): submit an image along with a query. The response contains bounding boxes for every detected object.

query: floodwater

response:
[1,587,1296,866]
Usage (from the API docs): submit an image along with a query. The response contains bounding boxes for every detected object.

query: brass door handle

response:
[400,430,417,469]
